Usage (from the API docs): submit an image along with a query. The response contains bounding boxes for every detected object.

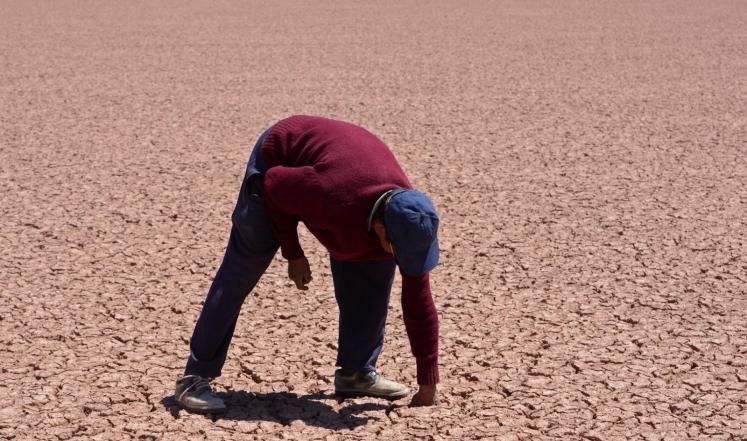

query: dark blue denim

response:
[184,127,395,378]
[331,258,396,374]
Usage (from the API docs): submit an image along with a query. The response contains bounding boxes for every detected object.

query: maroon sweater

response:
[260,115,439,384]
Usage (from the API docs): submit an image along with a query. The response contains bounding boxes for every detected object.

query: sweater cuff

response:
[279,236,304,261]
[416,355,439,385]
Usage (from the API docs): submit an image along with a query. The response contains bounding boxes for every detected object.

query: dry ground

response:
[1,1,746,440]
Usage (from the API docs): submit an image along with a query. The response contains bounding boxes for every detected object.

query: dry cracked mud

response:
[1,1,746,440]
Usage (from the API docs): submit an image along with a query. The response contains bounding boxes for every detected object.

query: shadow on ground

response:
[161,391,397,430]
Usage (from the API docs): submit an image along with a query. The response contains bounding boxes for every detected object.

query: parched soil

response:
[1,1,746,440]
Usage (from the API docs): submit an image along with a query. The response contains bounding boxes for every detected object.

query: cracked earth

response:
[1,1,746,440]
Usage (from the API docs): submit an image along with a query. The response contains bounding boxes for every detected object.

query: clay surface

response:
[1,1,746,439]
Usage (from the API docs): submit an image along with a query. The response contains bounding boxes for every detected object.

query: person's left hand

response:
[288,257,312,290]
[410,384,438,407]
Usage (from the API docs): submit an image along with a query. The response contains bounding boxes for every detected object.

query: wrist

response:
[279,239,304,261]
[416,355,439,385]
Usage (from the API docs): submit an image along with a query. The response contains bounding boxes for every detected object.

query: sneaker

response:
[334,369,409,400]
[174,375,227,414]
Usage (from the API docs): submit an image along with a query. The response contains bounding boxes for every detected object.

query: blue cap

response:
[384,190,440,276]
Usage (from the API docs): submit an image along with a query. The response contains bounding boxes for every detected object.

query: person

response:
[174,115,440,413]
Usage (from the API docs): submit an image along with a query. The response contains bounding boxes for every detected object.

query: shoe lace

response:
[192,377,212,394]
[364,370,381,386]
[178,376,213,401]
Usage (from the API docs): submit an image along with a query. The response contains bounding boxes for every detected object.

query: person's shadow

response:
[161,390,398,430]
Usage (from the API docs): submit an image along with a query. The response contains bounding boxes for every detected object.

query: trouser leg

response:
[184,162,278,377]
[330,258,396,374]
[184,230,277,377]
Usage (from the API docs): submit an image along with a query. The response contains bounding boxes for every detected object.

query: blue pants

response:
[184,128,395,378]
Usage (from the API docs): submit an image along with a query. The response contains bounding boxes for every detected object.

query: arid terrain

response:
[1,1,745,439]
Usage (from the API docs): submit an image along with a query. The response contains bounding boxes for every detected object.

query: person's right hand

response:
[410,384,438,407]
[288,257,312,290]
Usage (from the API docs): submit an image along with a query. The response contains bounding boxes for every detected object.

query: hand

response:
[409,384,438,407]
[288,257,312,290]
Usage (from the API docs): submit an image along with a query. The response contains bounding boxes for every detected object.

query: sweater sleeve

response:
[400,270,440,385]
[263,165,322,261]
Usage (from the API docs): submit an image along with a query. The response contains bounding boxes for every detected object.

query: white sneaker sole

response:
[176,400,227,414]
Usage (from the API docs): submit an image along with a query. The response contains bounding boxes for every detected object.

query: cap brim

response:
[395,236,440,277]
